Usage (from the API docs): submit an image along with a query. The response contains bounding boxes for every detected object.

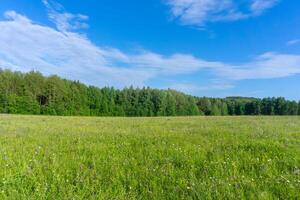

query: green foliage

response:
[0,69,299,116]
[287,101,298,115]
[0,70,202,116]
[221,102,228,115]
[165,91,176,116]
[0,115,299,199]
[197,97,212,115]
[261,98,275,115]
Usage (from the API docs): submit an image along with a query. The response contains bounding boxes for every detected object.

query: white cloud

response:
[165,0,279,26]
[218,52,300,80]
[4,10,32,23]
[0,8,299,94]
[251,0,279,15]
[0,10,209,88]
[0,11,150,87]
[168,81,234,95]
[287,39,300,46]
[127,52,223,74]
[42,0,89,31]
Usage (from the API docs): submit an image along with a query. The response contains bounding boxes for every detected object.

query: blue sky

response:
[0,0,300,100]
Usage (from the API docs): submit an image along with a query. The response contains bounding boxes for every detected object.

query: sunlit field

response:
[0,115,299,199]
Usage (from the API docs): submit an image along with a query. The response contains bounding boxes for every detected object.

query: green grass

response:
[0,115,299,199]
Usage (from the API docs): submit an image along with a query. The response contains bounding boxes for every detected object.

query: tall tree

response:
[197,98,212,115]
[220,102,228,116]
[274,97,288,115]
[287,101,298,115]
[165,92,176,116]
[261,98,274,115]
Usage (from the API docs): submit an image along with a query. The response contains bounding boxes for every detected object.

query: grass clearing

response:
[0,115,300,199]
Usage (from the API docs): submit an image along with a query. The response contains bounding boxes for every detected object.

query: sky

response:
[0,0,300,100]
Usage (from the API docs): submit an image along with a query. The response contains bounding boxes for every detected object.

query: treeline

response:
[197,97,300,116]
[0,69,299,116]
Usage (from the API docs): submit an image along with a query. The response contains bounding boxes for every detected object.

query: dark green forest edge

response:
[0,69,299,116]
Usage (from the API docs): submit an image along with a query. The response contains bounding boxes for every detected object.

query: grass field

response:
[0,115,299,199]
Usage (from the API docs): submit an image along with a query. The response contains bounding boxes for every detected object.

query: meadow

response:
[0,115,299,199]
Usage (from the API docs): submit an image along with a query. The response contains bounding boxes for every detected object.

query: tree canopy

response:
[0,69,299,116]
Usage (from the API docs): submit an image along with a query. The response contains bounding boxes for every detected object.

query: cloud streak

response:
[165,0,279,26]
[0,6,299,94]
[0,10,211,88]
[287,39,300,46]
[218,52,300,80]
[42,0,89,32]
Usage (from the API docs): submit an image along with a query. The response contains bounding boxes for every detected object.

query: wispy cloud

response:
[218,52,300,80]
[0,11,149,87]
[287,39,300,46]
[165,0,279,26]
[42,0,89,31]
[0,3,299,94]
[0,10,210,87]
[251,0,279,15]
[168,80,234,95]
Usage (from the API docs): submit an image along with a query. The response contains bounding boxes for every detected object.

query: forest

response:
[0,69,299,116]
